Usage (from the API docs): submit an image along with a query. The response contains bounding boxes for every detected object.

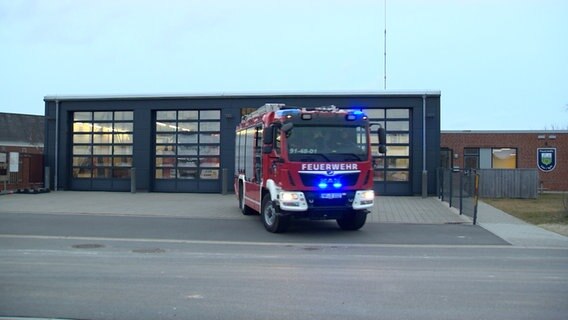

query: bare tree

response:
[544,104,568,130]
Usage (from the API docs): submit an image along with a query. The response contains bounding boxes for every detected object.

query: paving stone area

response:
[371,196,466,224]
[0,191,465,224]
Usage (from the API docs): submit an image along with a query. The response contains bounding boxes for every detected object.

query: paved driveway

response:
[0,191,466,224]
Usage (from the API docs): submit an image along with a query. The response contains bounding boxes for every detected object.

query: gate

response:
[438,168,479,224]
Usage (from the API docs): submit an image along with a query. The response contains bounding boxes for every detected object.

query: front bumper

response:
[277,190,374,212]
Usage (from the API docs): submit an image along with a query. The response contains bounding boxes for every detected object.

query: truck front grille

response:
[299,173,359,187]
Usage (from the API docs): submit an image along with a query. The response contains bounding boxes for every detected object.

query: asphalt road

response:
[1,213,567,320]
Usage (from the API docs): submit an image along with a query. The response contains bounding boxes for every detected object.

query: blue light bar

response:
[333,182,342,188]
[318,182,328,189]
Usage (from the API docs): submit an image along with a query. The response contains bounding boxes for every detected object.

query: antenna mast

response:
[383,0,387,90]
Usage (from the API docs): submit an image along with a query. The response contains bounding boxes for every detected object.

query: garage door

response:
[153,110,221,192]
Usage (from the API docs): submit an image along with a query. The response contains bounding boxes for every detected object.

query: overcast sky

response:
[1,0,566,130]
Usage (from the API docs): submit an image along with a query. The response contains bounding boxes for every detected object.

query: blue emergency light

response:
[276,109,300,118]
[346,110,368,121]
[318,179,343,189]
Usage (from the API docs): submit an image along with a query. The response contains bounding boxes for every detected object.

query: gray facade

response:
[44,92,441,196]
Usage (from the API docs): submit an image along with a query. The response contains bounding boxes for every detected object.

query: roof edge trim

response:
[44,90,441,101]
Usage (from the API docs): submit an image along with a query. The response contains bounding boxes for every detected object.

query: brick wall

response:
[0,145,44,192]
[441,132,568,191]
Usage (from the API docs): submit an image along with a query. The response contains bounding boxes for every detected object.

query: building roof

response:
[0,112,45,147]
[44,90,441,101]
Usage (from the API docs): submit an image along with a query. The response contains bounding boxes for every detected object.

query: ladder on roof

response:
[242,103,285,121]
[306,105,339,112]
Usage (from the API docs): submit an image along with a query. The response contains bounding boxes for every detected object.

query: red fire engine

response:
[234,103,386,233]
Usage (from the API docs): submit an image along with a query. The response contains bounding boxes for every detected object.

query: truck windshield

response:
[286,125,368,162]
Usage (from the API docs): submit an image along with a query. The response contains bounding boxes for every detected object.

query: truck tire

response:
[336,211,367,231]
[261,194,290,233]
[239,183,255,215]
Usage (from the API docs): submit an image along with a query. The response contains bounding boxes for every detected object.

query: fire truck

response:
[234,103,386,233]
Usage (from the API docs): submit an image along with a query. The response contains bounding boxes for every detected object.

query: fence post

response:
[459,171,463,215]
[436,168,441,199]
[130,167,136,193]
[443,169,449,202]
[442,169,446,201]
[448,170,453,208]
[473,173,479,225]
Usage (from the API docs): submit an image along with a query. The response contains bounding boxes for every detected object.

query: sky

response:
[0,0,566,130]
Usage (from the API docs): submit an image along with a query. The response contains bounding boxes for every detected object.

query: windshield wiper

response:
[335,153,364,161]
[296,153,331,162]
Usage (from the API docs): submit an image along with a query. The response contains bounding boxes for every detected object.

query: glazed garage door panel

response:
[153,110,221,192]
[70,111,134,191]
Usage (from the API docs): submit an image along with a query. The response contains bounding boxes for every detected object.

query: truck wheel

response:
[239,184,255,215]
[337,211,367,231]
[261,194,290,233]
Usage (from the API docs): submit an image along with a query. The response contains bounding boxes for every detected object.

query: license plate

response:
[321,193,343,199]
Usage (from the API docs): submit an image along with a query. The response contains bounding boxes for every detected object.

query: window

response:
[286,126,368,162]
[254,126,262,181]
[440,148,452,169]
[72,111,134,179]
[492,148,517,169]
[365,108,410,182]
[155,110,221,180]
[463,148,479,169]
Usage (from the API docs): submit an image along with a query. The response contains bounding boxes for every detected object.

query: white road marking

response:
[1,234,565,250]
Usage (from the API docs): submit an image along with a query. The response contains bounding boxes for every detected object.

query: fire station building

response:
[44,91,441,196]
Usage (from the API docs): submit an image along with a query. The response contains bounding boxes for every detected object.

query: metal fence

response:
[477,169,538,199]
[438,168,479,224]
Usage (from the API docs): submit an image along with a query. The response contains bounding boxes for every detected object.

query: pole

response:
[44,166,50,190]
[383,0,387,90]
[459,172,463,215]
[130,167,136,193]
[473,173,479,225]
[221,168,228,195]
[421,94,428,198]
[54,100,59,191]
[448,171,453,207]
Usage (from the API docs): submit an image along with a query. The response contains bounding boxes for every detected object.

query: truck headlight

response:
[353,190,375,209]
[278,191,307,211]
[360,190,375,201]
[281,192,299,201]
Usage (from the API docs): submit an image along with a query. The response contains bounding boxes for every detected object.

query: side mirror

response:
[263,127,273,145]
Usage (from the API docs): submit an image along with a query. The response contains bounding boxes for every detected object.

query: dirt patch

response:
[538,224,568,237]
[483,194,568,225]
